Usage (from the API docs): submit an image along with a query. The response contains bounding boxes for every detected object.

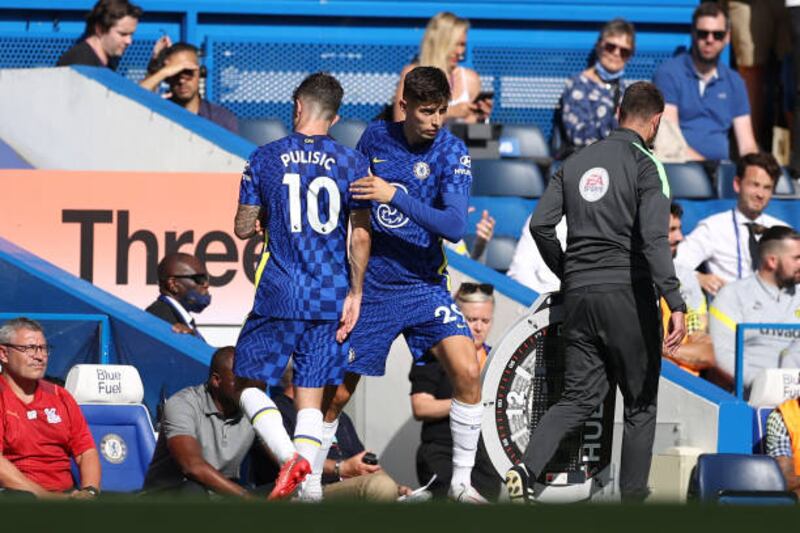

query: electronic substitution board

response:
[481,292,615,502]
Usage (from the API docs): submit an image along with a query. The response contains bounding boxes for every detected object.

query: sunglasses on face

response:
[171,273,209,285]
[458,282,494,296]
[695,29,726,41]
[601,41,633,60]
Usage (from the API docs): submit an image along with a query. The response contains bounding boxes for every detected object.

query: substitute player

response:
[232,73,371,501]
[323,66,486,503]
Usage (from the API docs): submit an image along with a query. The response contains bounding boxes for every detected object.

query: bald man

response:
[146,253,211,338]
[144,347,257,496]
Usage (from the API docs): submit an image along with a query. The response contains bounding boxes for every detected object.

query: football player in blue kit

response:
[232,72,372,501]
[324,66,487,503]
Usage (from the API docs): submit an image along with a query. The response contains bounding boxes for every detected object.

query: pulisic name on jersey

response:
[280,151,336,170]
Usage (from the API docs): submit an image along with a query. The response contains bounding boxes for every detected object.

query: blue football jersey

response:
[239,133,369,320]
[356,121,472,287]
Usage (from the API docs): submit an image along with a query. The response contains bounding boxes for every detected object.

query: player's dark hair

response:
[692,1,730,32]
[736,152,781,187]
[402,66,451,105]
[618,81,664,124]
[670,202,683,219]
[85,0,142,36]
[292,72,343,121]
[759,225,800,258]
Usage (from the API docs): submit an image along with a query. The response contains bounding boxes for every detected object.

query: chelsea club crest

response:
[413,161,430,180]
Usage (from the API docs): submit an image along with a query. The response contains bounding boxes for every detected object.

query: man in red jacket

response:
[0,317,100,498]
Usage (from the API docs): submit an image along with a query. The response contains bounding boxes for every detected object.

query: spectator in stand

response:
[725,0,791,148]
[56,0,168,73]
[555,18,636,159]
[0,318,100,499]
[146,253,211,340]
[393,12,492,124]
[139,43,239,134]
[653,2,758,161]
[766,394,800,497]
[788,1,800,179]
[709,226,800,392]
[663,203,715,375]
[409,282,502,501]
[143,347,256,497]
[675,152,788,296]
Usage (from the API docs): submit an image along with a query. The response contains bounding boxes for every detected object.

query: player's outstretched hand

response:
[663,311,686,356]
[351,175,397,204]
[336,292,362,343]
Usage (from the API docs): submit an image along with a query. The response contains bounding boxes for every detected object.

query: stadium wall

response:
[0,66,250,171]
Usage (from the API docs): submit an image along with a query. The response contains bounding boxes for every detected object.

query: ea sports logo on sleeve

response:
[579,167,609,202]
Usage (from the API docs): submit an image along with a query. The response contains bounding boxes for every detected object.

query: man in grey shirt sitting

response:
[144,347,255,497]
[709,226,800,393]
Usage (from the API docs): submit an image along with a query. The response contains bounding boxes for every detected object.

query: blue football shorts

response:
[234,314,348,388]
[347,281,472,376]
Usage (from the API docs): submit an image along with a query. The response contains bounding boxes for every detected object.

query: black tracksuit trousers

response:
[522,282,662,501]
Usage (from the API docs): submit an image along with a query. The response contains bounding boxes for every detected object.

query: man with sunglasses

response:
[0,318,100,499]
[146,252,212,340]
[653,2,757,161]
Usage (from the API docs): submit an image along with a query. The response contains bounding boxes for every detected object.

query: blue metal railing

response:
[734,322,800,399]
[0,312,110,364]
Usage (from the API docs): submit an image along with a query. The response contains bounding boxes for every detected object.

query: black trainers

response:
[505,464,535,504]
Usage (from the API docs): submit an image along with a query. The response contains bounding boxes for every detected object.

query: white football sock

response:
[304,417,338,500]
[293,408,323,464]
[450,398,483,488]
[240,387,295,464]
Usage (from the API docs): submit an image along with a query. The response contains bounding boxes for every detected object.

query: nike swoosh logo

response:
[372,158,387,164]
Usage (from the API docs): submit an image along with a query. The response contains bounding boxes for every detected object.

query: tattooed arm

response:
[234,204,263,240]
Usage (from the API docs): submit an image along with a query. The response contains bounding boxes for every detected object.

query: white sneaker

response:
[448,483,489,504]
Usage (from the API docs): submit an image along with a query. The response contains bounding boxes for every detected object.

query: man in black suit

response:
[146,253,211,340]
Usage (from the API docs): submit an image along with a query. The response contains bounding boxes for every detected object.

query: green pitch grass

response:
[1,497,798,533]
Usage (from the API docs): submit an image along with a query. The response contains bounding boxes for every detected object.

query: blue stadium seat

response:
[716,162,796,198]
[664,163,715,199]
[471,159,545,198]
[482,236,518,272]
[691,453,793,503]
[66,365,156,493]
[329,119,368,149]
[238,118,289,146]
[499,124,551,160]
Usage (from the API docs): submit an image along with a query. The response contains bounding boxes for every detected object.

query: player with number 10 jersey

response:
[235,115,370,388]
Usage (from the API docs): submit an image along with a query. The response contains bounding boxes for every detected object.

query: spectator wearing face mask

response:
[553,18,636,159]
[146,253,212,340]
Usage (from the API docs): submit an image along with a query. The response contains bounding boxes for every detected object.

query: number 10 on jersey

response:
[283,173,341,235]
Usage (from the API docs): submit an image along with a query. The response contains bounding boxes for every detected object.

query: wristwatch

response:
[333,460,342,480]
[81,485,100,497]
